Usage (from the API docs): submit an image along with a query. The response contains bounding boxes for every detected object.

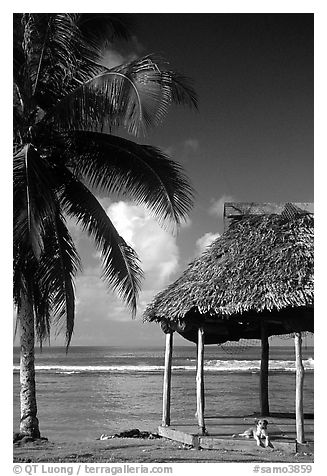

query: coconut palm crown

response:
[13,13,196,438]
[14,13,197,348]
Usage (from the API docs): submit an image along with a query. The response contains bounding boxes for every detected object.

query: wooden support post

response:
[295,332,305,443]
[196,327,206,435]
[162,331,173,427]
[196,342,205,416]
[260,321,270,416]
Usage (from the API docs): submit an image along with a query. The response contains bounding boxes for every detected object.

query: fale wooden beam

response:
[162,331,173,427]
[196,327,206,435]
[295,332,305,443]
[260,321,270,416]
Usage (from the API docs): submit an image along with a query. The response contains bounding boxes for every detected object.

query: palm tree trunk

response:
[18,294,40,438]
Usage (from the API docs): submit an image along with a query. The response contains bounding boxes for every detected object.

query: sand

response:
[13,437,313,464]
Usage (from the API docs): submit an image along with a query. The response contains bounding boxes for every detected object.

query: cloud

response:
[101,49,126,68]
[190,194,235,257]
[108,201,179,287]
[66,216,83,246]
[100,36,144,69]
[195,232,220,255]
[72,200,182,329]
[209,194,235,219]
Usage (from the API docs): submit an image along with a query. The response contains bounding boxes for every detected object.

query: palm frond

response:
[41,55,197,136]
[59,173,143,315]
[15,13,133,114]
[13,14,196,350]
[13,14,26,83]
[63,130,195,230]
[77,13,132,46]
[161,69,198,109]
[36,211,82,348]
[19,14,87,108]
[13,144,57,258]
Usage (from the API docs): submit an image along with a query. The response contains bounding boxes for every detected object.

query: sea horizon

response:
[13,342,315,348]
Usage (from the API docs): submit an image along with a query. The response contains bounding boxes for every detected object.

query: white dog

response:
[236,419,270,447]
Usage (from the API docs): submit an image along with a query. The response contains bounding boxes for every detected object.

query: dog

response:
[235,419,270,447]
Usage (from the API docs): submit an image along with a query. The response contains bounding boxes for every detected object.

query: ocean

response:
[13,345,314,442]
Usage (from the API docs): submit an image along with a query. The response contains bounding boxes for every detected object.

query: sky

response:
[56,13,314,348]
[11,12,315,348]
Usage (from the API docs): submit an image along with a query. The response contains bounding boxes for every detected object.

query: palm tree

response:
[13,13,197,439]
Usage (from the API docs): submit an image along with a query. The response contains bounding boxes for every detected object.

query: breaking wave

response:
[13,358,314,374]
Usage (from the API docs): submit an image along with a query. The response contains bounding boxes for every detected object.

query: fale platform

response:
[158,413,314,454]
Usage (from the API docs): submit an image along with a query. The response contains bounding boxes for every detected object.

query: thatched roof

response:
[144,205,313,343]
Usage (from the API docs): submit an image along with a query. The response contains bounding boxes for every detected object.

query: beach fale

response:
[143,202,314,451]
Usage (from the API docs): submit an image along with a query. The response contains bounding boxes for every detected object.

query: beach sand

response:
[13,437,313,463]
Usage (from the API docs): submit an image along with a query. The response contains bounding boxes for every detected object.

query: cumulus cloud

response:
[195,232,220,255]
[209,194,235,219]
[190,194,236,258]
[101,49,126,68]
[108,201,179,287]
[66,216,83,246]
[100,36,144,69]
[73,200,182,325]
